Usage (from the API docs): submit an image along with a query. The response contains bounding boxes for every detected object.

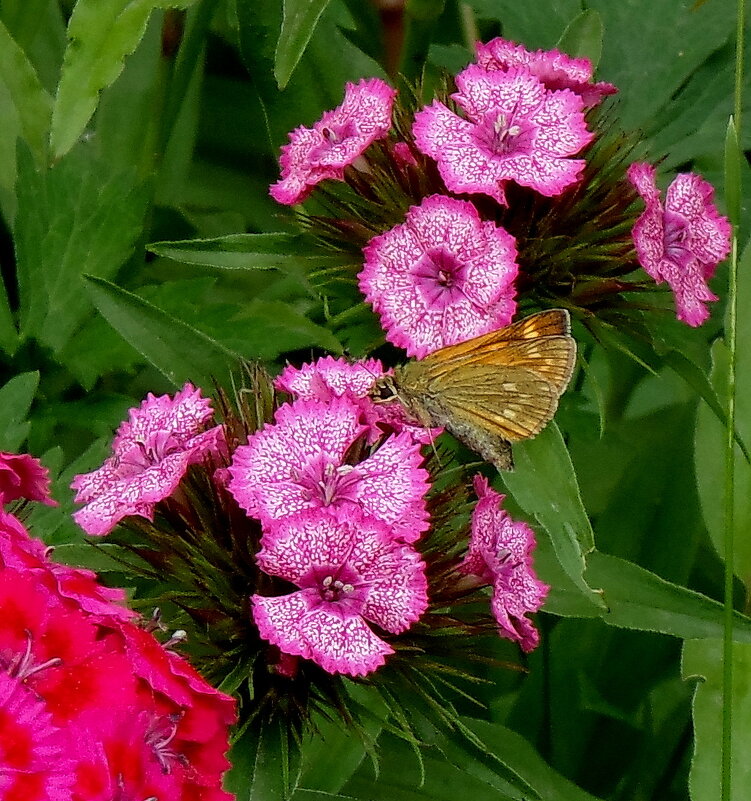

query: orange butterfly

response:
[371,309,576,470]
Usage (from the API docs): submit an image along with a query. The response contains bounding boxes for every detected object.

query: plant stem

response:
[722,3,744,799]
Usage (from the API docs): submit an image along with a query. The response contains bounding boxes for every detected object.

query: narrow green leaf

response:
[275,0,333,90]
[0,371,38,450]
[84,275,240,389]
[556,9,604,67]
[501,422,606,609]
[52,542,154,573]
[725,116,741,228]
[683,640,751,799]
[0,19,51,167]
[0,263,18,356]
[227,720,299,800]
[148,233,351,271]
[50,0,197,159]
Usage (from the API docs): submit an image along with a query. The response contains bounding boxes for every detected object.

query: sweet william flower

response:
[252,509,428,676]
[71,382,225,536]
[462,476,549,652]
[229,396,430,542]
[0,451,56,506]
[270,77,397,205]
[359,194,518,357]
[475,37,617,109]
[276,355,440,444]
[628,162,731,326]
[413,64,592,204]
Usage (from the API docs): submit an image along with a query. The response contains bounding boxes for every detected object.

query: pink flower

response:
[475,37,617,109]
[252,510,428,676]
[0,510,135,620]
[228,396,430,542]
[413,65,593,204]
[276,355,440,444]
[0,451,56,506]
[71,383,225,536]
[270,77,397,205]
[462,476,549,652]
[628,162,731,327]
[0,672,74,801]
[359,194,518,357]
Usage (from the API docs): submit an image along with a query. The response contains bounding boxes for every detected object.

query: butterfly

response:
[370,309,576,471]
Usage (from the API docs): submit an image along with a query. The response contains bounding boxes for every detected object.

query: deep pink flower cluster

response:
[230,358,431,676]
[1,455,236,801]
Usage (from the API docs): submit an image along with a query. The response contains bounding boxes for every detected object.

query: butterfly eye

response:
[370,377,399,403]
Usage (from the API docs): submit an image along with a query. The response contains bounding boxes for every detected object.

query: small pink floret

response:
[270,77,397,205]
[413,65,592,204]
[628,162,731,326]
[71,383,224,536]
[462,476,549,652]
[252,509,428,676]
[276,355,440,444]
[475,37,617,108]
[359,194,518,357]
[0,451,56,507]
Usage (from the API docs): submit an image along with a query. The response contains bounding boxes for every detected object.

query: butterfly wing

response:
[418,310,576,394]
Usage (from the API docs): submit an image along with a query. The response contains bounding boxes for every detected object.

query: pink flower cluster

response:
[229,357,432,677]
[1,455,236,800]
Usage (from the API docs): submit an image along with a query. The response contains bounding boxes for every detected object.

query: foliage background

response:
[0,0,750,798]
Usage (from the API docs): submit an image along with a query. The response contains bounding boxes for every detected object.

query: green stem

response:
[722,4,744,799]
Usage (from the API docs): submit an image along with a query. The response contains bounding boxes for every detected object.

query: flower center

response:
[663,210,692,265]
[114,432,184,476]
[298,456,362,507]
[305,564,366,614]
[475,110,532,157]
[1,632,62,682]
[144,713,184,774]
[410,247,469,309]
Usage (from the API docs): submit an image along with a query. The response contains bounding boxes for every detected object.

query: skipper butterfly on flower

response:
[371,309,576,470]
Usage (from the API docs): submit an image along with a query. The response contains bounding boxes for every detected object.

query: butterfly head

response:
[370,374,401,404]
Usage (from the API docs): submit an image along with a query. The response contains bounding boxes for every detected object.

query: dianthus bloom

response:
[275,355,440,443]
[627,162,731,327]
[461,476,548,652]
[228,396,429,541]
[475,37,617,109]
[0,450,55,506]
[413,64,592,204]
[359,194,518,357]
[270,77,396,205]
[71,383,224,536]
[252,510,428,676]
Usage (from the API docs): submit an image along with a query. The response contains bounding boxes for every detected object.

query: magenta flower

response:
[475,37,617,109]
[0,672,74,801]
[0,451,56,507]
[628,162,731,327]
[462,476,549,652]
[270,77,397,205]
[276,355,440,444]
[71,383,224,536]
[252,510,428,676]
[359,194,518,357]
[228,396,430,542]
[413,65,592,204]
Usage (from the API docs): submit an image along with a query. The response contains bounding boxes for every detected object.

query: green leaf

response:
[84,275,240,389]
[0,18,51,167]
[556,9,604,67]
[501,422,605,609]
[725,115,742,227]
[461,0,580,49]
[0,262,18,356]
[683,639,751,799]
[50,0,197,159]
[51,542,154,573]
[275,0,333,90]
[0,371,38,450]
[14,143,150,352]
[540,543,751,643]
[148,233,351,271]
